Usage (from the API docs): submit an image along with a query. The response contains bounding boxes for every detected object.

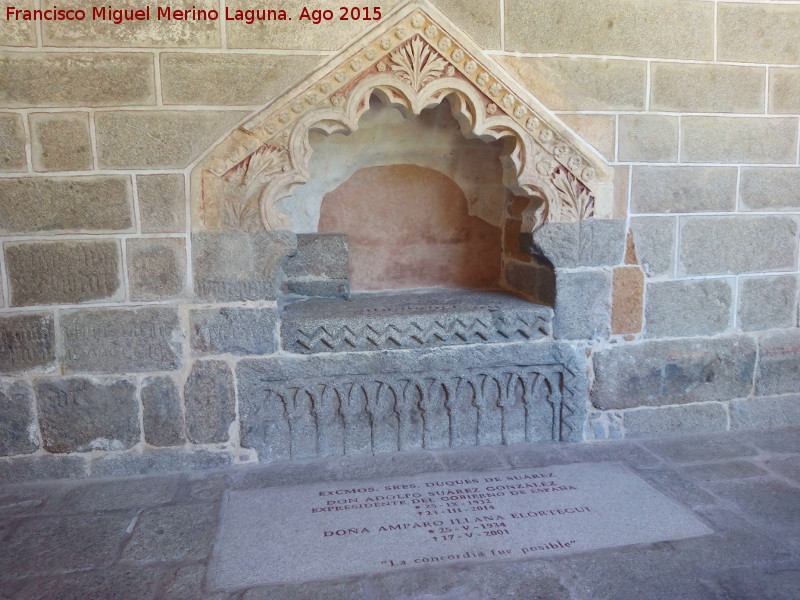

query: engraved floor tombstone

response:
[2,427,800,600]
[209,462,711,589]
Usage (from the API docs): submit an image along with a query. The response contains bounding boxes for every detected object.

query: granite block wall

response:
[0,0,798,480]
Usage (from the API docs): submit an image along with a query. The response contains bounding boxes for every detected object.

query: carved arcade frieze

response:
[191,0,614,234]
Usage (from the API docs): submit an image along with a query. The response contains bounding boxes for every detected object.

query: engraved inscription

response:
[6,241,120,306]
[61,307,181,374]
[0,314,55,373]
[212,463,712,587]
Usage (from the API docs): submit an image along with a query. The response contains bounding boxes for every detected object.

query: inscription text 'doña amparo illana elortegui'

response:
[211,462,712,588]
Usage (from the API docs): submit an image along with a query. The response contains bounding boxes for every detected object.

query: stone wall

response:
[1,0,798,481]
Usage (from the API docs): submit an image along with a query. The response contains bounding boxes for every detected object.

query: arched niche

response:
[189,0,614,248]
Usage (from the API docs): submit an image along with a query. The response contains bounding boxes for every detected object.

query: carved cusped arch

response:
[191,0,614,233]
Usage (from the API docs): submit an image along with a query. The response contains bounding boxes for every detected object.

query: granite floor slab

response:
[0,426,798,600]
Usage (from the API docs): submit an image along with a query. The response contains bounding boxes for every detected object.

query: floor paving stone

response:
[121,503,218,563]
[553,544,721,600]
[741,426,800,454]
[705,477,800,536]
[0,427,797,599]
[640,432,759,463]
[54,475,178,513]
[0,483,61,517]
[12,566,161,600]
[0,512,133,578]
[241,579,366,600]
[713,561,800,600]
[679,460,768,482]
[764,456,800,485]
[160,562,206,600]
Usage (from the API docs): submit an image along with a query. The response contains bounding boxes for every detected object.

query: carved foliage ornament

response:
[193,0,613,233]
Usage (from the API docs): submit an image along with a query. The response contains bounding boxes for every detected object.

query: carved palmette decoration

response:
[239,363,584,461]
[549,166,595,222]
[193,0,613,233]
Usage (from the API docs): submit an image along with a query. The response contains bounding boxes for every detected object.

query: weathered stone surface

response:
[29,112,92,172]
[61,307,182,374]
[137,174,186,233]
[611,266,644,335]
[184,360,235,444]
[161,53,320,105]
[0,0,36,46]
[161,563,205,600]
[730,395,800,431]
[651,63,765,113]
[531,220,626,268]
[95,110,248,169]
[0,380,38,456]
[718,3,800,64]
[679,216,798,276]
[6,240,122,306]
[642,431,757,463]
[505,0,713,59]
[190,307,278,355]
[630,216,675,277]
[769,68,800,114]
[0,455,87,484]
[0,112,26,171]
[0,313,56,374]
[740,168,800,212]
[56,476,177,512]
[35,377,138,453]
[592,335,756,410]
[557,114,616,161]
[126,238,186,301]
[504,259,556,306]
[645,278,733,338]
[89,448,234,478]
[0,512,132,578]
[631,166,737,214]
[681,117,798,164]
[122,503,218,563]
[622,403,728,437]
[707,478,800,537]
[281,291,552,354]
[756,330,800,397]
[141,376,185,447]
[42,0,220,47]
[0,53,154,107]
[465,563,570,600]
[0,176,133,235]
[496,56,646,111]
[743,427,800,455]
[238,342,587,461]
[681,461,766,482]
[282,233,349,298]
[192,231,297,302]
[618,115,678,162]
[554,269,612,340]
[738,275,797,331]
[14,567,161,600]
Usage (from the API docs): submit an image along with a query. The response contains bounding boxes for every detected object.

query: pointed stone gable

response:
[190,0,615,233]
